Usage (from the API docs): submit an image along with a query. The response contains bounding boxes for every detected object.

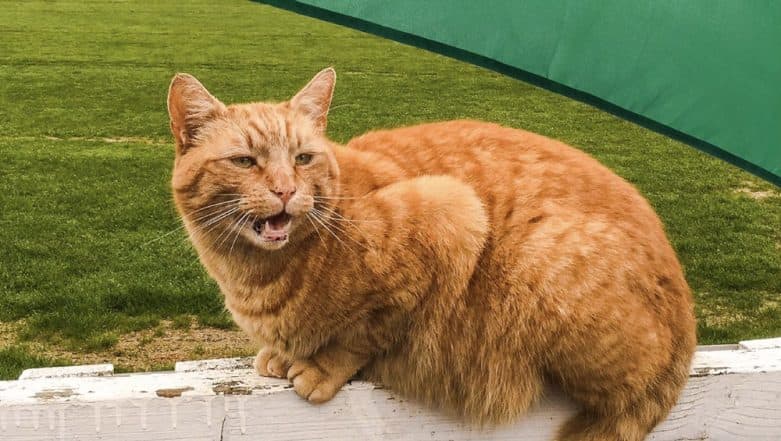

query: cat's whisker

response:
[141,200,241,247]
[166,193,244,215]
[176,200,244,229]
[192,205,243,227]
[306,211,341,243]
[186,207,239,226]
[312,207,372,231]
[141,223,189,247]
[188,198,243,216]
[199,207,241,231]
[305,213,326,246]
[312,215,366,241]
[192,213,241,259]
[192,207,242,238]
[315,205,381,224]
[310,208,370,252]
[213,211,245,250]
[228,212,252,255]
[185,207,242,239]
[307,210,358,254]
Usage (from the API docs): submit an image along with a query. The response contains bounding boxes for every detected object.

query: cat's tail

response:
[556,331,696,441]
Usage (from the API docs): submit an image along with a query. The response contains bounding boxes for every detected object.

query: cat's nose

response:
[272,187,296,204]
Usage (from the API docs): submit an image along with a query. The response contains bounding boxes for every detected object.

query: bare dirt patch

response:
[734,181,780,200]
[0,321,21,347]
[1,318,256,373]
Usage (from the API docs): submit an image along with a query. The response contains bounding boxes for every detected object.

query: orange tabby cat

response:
[167,68,696,440]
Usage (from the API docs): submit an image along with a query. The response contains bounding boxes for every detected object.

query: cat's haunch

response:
[167,68,696,441]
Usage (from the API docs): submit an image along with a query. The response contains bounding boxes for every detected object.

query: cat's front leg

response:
[285,343,369,403]
[254,346,291,379]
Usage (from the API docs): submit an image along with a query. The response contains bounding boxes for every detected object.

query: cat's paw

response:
[287,359,344,404]
[254,347,290,379]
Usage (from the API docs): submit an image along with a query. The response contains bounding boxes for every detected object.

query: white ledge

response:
[1,338,780,440]
[17,363,114,380]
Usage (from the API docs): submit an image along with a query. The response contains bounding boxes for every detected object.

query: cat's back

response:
[347,119,627,195]
[346,120,660,234]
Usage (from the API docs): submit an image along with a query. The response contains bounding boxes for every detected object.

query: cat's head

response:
[167,68,339,252]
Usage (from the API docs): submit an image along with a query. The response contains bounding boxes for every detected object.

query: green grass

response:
[0,346,68,380]
[1,0,779,379]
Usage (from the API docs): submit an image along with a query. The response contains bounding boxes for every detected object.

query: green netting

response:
[260,0,781,186]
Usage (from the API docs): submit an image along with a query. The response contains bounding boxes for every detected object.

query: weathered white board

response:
[1,339,780,440]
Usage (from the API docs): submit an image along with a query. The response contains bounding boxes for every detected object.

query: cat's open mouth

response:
[252,212,292,242]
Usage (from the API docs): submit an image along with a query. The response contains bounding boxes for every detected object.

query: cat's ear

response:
[167,73,226,155]
[290,67,336,134]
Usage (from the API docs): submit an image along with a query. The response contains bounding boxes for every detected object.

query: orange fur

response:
[167,69,696,440]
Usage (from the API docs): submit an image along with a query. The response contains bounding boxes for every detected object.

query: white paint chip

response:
[174,357,252,373]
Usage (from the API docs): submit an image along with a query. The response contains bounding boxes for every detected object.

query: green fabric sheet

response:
[260,0,781,186]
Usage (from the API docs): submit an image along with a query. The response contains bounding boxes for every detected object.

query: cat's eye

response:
[231,156,255,168]
[295,153,313,166]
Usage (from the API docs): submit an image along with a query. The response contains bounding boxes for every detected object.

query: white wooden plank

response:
[691,347,781,376]
[0,342,779,440]
[739,337,781,351]
[18,364,114,380]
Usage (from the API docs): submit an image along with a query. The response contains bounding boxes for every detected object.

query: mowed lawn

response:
[1,1,779,379]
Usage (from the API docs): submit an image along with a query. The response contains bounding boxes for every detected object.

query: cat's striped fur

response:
[167,68,696,440]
